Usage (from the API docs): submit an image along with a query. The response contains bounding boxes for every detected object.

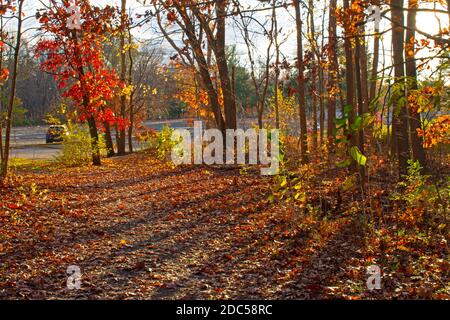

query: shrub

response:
[391,160,449,226]
[156,125,177,161]
[56,124,106,167]
[136,125,182,163]
[135,127,158,150]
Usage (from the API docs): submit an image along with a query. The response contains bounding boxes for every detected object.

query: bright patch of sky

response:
[14,0,450,79]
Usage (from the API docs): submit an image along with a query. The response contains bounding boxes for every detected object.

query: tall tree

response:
[318,4,327,146]
[118,0,127,156]
[391,0,410,176]
[355,21,366,181]
[235,3,274,129]
[0,0,24,180]
[405,0,427,168]
[308,0,318,150]
[327,0,338,143]
[36,0,124,166]
[127,27,134,154]
[358,27,369,115]
[369,0,381,105]
[273,0,280,130]
[153,1,232,131]
[342,0,356,147]
[216,0,237,130]
[294,0,309,164]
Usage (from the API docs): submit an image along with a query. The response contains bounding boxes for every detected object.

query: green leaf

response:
[336,158,353,168]
[336,118,347,126]
[362,113,374,128]
[343,105,353,115]
[399,97,407,107]
[350,146,367,166]
[350,116,363,131]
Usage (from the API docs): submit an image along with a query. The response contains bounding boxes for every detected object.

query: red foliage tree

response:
[36,0,127,166]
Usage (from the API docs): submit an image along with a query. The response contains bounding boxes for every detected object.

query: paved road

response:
[8,118,266,160]
[8,119,191,160]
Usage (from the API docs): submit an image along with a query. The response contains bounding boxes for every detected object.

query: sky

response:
[13,0,450,79]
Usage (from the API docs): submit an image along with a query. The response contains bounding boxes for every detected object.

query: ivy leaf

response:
[336,158,353,168]
[362,113,374,127]
[343,105,353,115]
[336,118,347,126]
[350,116,363,131]
[350,146,367,166]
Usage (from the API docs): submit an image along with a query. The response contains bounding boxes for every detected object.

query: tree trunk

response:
[391,0,410,176]
[161,2,226,131]
[355,29,366,182]
[311,78,318,150]
[258,102,264,129]
[405,0,427,168]
[115,124,120,151]
[87,116,101,166]
[273,2,280,130]
[309,0,318,151]
[1,0,24,180]
[319,3,326,146]
[128,118,134,154]
[294,0,309,164]
[128,28,134,154]
[343,0,356,147]
[390,110,397,156]
[359,31,370,114]
[369,0,381,105]
[197,56,226,132]
[319,69,325,146]
[216,0,237,130]
[118,0,127,156]
[327,0,338,142]
[0,127,3,165]
[104,120,115,157]
[0,16,4,165]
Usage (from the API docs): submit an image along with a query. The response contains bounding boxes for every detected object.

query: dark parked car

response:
[46,125,68,143]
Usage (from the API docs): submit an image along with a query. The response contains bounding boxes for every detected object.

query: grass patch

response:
[9,158,55,172]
